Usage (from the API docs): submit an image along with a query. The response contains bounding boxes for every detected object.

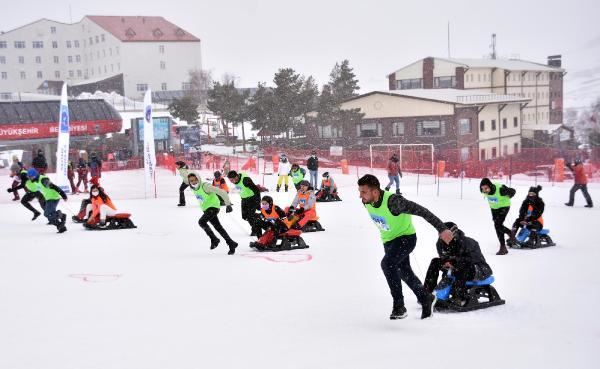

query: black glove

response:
[7,188,12,193]
[296,207,305,215]
[226,205,233,213]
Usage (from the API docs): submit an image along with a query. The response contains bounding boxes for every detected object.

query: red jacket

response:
[572,164,588,185]
[387,160,401,176]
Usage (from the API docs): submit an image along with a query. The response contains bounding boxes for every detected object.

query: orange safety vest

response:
[261,206,280,220]
[527,204,543,225]
[321,178,336,189]
[212,178,229,193]
[91,195,116,219]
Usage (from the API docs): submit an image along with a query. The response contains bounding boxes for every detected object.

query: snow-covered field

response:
[0,168,598,369]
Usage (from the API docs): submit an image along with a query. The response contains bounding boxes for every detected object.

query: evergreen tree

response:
[208,81,250,151]
[329,59,360,103]
[248,83,276,139]
[272,68,305,139]
[168,95,200,125]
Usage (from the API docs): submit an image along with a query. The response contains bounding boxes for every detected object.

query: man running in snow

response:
[480,177,516,255]
[27,168,68,233]
[7,168,46,221]
[358,174,453,320]
[175,161,192,206]
[188,173,238,255]
[227,170,262,237]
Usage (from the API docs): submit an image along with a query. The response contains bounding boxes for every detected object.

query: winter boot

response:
[31,211,41,221]
[564,203,573,207]
[226,240,238,255]
[284,185,289,192]
[384,186,390,191]
[390,303,407,320]
[496,245,509,255]
[507,228,517,247]
[210,238,220,250]
[57,225,67,233]
[421,293,437,319]
[396,189,402,195]
[585,204,594,208]
[177,202,186,207]
[276,185,280,192]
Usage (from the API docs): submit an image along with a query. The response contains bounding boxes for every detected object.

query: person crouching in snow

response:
[84,185,117,227]
[509,185,545,243]
[423,222,493,305]
[188,173,238,255]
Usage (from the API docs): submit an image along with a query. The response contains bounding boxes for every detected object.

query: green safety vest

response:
[291,169,304,184]
[191,182,221,211]
[36,175,61,200]
[235,173,255,199]
[484,182,511,209]
[21,170,38,192]
[365,191,416,243]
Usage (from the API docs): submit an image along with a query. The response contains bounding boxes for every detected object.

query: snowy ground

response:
[0,167,598,369]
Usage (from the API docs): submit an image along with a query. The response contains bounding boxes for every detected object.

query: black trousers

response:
[198,208,232,242]
[381,234,427,306]
[491,207,511,246]
[568,184,593,206]
[21,191,45,215]
[241,195,261,233]
[179,182,189,205]
[424,257,475,297]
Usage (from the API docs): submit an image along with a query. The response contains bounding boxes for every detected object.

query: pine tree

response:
[272,68,305,139]
[168,95,200,125]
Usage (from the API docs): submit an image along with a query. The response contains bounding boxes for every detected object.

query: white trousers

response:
[86,204,118,221]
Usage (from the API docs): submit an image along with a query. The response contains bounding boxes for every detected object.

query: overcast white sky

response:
[1,0,599,107]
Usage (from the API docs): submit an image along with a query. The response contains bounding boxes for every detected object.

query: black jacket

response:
[516,196,545,222]
[436,229,492,278]
[9,171,30,192]
[242,176,260,198]
[307,156,319,171]
[32,154,48,169]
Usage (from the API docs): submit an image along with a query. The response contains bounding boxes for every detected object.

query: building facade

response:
[311,89,529,161]
[0,16,201,99]
[387,57,564,138]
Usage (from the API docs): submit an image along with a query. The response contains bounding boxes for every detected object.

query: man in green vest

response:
[358,174,453,320]
[480,177,516,255]
[27,168,68,233]
[289,163,306,191]
[188,173,238,255]
[227,170,262,237]
[7,168,46,220]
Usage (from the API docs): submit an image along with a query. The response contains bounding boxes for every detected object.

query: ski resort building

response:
[386,56,565,142]
[310,89,530,161]
[0,16,202,100]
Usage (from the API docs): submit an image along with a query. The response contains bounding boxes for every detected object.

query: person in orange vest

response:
[212,171,230,193]
[565,159,593,208]
[84,185,118,227]
[290,180,318,227]
[509,185,545,245]
[251,195,303,250]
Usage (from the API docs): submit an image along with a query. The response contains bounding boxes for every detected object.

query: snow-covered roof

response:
[86,16,200,42]
[522,123,563,132]
[439,57,564,72]
[369,89,529,105]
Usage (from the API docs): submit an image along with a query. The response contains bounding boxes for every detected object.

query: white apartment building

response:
[387,57,564,139]
[0,16,202,99]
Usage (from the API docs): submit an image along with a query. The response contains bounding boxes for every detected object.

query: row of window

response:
[480,143,519,161]
[2,63,122,81]
[397,78,422,90]
[465,71,559,84]
[479,117,519,132]
[137,83,187,92]
[0,33,108,50]
[523,111,554,121]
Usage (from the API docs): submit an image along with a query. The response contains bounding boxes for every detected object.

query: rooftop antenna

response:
[447,21,451,58]
[490,33,497,59]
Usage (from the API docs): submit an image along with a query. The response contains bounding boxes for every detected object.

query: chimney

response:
[547,55,562,67]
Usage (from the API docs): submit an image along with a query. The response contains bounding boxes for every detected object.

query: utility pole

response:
[490,33,497,59]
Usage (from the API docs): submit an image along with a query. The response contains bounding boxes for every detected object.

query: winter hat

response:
[175,161,186,168]
[480,177,493,190]
[299,180,310,187]
[27,168,39,178]
[214,171,222,178]
[322,172,330,178]
[528,185,542,195]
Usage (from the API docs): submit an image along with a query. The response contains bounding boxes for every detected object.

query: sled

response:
[509,228,556,249]
[434,275,506,312]
[83,213,137,230]
[250,228,309,252]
